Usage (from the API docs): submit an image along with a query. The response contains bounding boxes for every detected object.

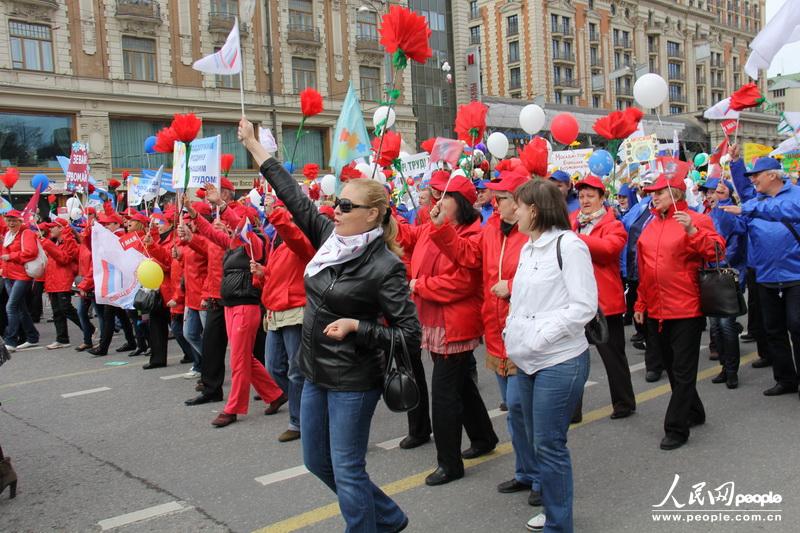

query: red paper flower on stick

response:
[108,179,121,190]
[196,189,207,199]
[372,131,402,167]
[170,113,202,143]
[420,137,436,154]
[519,137,550,177]
[308,183,321,201]
[454,102,488,147]
[340,162,362,182]
[379,5,433,67]
[1,167,20,189]
[47,194,57,204]
[220,153,235,176]
[154,127,178,153]
[592,108,643,140]
[729,83,765,111]
[303,163,320,181]
[300,88,324,117]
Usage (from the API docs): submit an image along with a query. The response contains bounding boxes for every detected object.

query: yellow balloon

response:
[137,259,164,289]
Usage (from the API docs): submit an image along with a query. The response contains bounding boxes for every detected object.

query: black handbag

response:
[698,243,747,317]
[133,288,163,314]
[556,235,610,345]
[383,331,420,413]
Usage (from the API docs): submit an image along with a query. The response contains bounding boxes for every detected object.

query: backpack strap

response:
[556,234,564,271]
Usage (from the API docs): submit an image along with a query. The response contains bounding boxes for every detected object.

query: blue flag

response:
[329,83,371,178]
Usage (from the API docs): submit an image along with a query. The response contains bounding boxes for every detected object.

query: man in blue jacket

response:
[549,170,580,214]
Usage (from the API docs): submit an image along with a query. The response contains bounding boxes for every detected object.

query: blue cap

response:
[701,177,719,190]
[549,170,571,183]
[617,183,631,196]
[744,157,782,177]
[473,179,488,190]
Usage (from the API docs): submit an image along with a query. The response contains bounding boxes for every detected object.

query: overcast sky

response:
[766,0,800,77]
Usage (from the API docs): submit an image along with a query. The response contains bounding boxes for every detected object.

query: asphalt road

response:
[0,308,797,533]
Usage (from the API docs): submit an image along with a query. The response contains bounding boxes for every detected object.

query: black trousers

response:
[431,350,497,475]
[747,268,772,361]
[406,345,432,439]
[646,317,705,440]
[200,301,228,398]
[253,311,266,367]
[28,280,44,322]
[127,310,149,351]
[624,278,638,323]
[642,312,664,373]
[0,283,8,339]
[596,314,636,413]
[147,305,170,366]
[757,284,800,387]
[49,292,83,344]
[96,304,135,353]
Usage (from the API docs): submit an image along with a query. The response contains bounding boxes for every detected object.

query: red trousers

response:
[223,305,283,415]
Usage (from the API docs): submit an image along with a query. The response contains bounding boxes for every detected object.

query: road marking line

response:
[98,501,189,530]
[252,352,758,533]
[629,362,647,372]
[160,373,187,380]
[0,367,124,390]
[376,436,405,450]
[585,380,598,388]
[488,407,506,418]
[61,387,111,398]
[255,465,309,486]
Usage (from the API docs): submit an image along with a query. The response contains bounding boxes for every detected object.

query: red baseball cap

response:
[643,174,686,193]
[53,217,70,228]
[98,212,124,225]
[4,210,22,219]
[220,177,235,191]
[487,167,530,193]
[125,210,149,225]
[39,222,54,231]
[428,170,451,192]
[575,175,606,195]
[443,175,478,205]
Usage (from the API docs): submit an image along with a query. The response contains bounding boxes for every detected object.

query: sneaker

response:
[4,345,16,353]
[47,342,70,350]
[526,513,546,532]
[16,342,39,350]
[183,370,201,379]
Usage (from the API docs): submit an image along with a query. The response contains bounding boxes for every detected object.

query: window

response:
[283,127,325,168]
[359,66,380,102]
[592,95,601,108]
[122,36,156,81]
[667,41,681,56]
[552,39,560,57]
[590,47,599,66]
[773,88,786,98]
[9,21,54,72]
[616,99,624,110]
[668,62,682,79]
[0,112,72,168]
[292,57,316,93]
[553,66,561,84]
[589,23,598,41]
[509,67,521,90]
[469,1,479,19]
[469,26,481,45]
[565,67,574,81]
[203,122,251,169]
[669,84,683,100]
[507,15,519,36]
[614,52,621,69]
[566,95,574,105]
[211,0,238,15]
[215,46,240,89]
[554,91,562,104]
[670,105,683,114]
[648,35,658,54]
[289,0,313,29]
[357,10,378,40]
[508,41,520,63]
[564,42,573,57]
[562,16,571,33]
[551,14,559,32]
[110,119,171,170]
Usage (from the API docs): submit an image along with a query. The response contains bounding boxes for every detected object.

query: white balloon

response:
[66,196,81,212]
[355,163,373,179]
[372,106,396,129]
[320,174,337,196]
[486,132,510,159]
[69,207,83,221]
[519,104,546,135]
[633,73,668,109]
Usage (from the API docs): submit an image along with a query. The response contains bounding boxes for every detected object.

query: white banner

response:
[172,135,221,190]
[549,149,593,178]
[259,126,278,153]
[91,222,145,309]
[400,152,430,178]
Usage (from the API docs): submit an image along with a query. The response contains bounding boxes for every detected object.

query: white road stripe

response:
[488,408,506,418]
[585,380,598,388]
[255,465,309,486]
[98,501,188,530]
[159,373,187,380]
[61,387,111,398]
[629,362,647,373]
[376,436,405,450]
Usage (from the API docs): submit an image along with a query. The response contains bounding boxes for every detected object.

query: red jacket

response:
[77,233,94,293]
[40,233,78,293]
[143,228,174,307]
[169,251,185,315]
[1,228,38,281]
[570,208,628,317]
[429,213,526,360]
[258,208,313,312]
[184,235,210,309]
[398,219,484,344]
[635,200,725,320]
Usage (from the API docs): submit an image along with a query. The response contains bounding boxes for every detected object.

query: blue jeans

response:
[518,351,590,533]
[301,381,406,533]
[170,314,195,361]
[4,279,38,347]
[266,324,304,431]
[183,308,206,372]
[496,374,540,490]
[709,316,741,374]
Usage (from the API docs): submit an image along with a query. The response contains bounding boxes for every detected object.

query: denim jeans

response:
[4,279,38,347]
[496,373,539,490]
[709,316,741,375]
[183,308,206,372]
[266,324,304,431]
[170,314,195,362]
[77,295,99,346]
[518,350,589,533]
[301,381,406,533]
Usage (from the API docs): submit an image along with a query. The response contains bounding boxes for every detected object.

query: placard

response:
[549,148,593,178]
[66,142,90,193]
[400,152,431,178]
[623,135,658,165]
[172,135,221,190]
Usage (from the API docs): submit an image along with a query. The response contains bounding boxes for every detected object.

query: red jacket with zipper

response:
[1,228,38,281]
[570,208,628,317]
[257,208,313,312]
[77,230,94,293]
[183,234,209,310]
[40,232,78,293]
[635,200,725,320]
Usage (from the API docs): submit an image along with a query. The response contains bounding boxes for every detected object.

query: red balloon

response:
[406,177,415,186]
[550,113,579,145]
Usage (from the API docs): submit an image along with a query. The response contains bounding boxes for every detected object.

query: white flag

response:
[771,136,800,157]
[778,111,800,136]
[91,222,146,309]
[192,18,242,75]
[239,0,256,23]
[745,0,800,80]
[703,97,740,120]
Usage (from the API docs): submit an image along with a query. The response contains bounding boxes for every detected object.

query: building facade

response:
[768,74,800,114]
[0,0,416,189]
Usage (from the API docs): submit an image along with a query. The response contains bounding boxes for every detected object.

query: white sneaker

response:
[16,341,39,350]
[526,513,546,532]
[47,342,70,350]
[5,345,16,353]
[183,370,201,379]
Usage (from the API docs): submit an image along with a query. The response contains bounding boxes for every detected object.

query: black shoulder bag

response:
[556,234,609,345]
[383,330,420,413]
[698,242,747,317]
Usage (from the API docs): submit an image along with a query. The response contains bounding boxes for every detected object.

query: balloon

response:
[693,153,709,167]
[373,106,396,130]
[31,174,49,192]
[137,259,164,290]
[320,174,337,196]
[550,113,579,145]
[355,162,373,179]
[406,177,415,186]
[633,73,668,109]
[689,170,702,183]
[144,136,157,154]
[486,132,509,159]
[472,149,485,163]
[588,150,614,176]
[283,161,295,173]
[519,104,546,135]
[475,142,488,153]
[66,197,82,213]
[69,207,83,220]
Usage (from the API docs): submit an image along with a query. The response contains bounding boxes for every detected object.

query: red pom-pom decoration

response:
[308,183,321,201]
[339,163,362,182]
[195,189,207,199]
[47,194,57,204]
[379,5,433,65]
[729,83,765,111]
[154,127,178,153]
[88,183,96,194]
[170,113,202,143]
[406,177,415,186]
[1,167,19,189]
[592,108,643,140]
[454,101,489,147]
[121,170,130,180]
[303,163,320,181]
[108,179,121,189]
[220,153,235,176]
[420,137,436,154]
[300,88,324,117]
[519,136,550,177]
[371,130,402,167]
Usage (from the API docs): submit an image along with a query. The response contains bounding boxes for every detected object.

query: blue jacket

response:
[621,196,653,281]
[731,159,800,284]
[480,203,494,226]
[566,193,580,215]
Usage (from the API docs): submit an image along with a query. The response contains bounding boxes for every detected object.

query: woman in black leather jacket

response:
[240,117,420,533]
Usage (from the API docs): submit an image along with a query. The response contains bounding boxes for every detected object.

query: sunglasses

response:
[334,198,371,213]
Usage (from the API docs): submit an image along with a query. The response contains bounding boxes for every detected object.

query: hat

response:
[85,207,97,216]
[643,174,686,193]
[703,178,735,192]
[474,179,488,190]
[191,201,212,217]
[743,157,782,177]
[549,170,571,183]
[443,175,478,204]
[486,168,530,193]
[220,177,236,191]
[3,209,22,219]
[575,175,606,195]
[126,210,149,225]
[617,183,631,197]
[639,170,656,186]
[429,170,451,192]
[98,212,123,225]
[53,217,70,228]
[39,222,54,231]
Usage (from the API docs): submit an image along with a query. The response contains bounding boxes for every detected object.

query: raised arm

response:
[192,211,232,250]
[428,221,484,270]
[268,207,315,262]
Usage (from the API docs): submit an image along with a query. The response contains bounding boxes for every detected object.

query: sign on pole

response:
[549,148,593,178]
[172,135,221,190]
[400,152,431,178]
[66,141,90,193]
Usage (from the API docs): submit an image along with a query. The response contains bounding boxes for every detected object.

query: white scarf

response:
[305,226,384,278]
[3,229,18,249]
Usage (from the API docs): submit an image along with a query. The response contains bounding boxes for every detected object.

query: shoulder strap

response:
[556,234,564,271]
[783,221,800,246]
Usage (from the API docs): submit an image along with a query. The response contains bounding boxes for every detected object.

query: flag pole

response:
[239,70,245,116]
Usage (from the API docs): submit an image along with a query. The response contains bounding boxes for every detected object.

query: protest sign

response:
[172,135,221,190]
[66,142,90,193]
[549,148,593,178]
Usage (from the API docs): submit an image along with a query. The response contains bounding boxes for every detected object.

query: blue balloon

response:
[31,174,49,191]
[475,142,488,153]
[588,150,614,177]
[144,135,157,154]
[283,161,295,173]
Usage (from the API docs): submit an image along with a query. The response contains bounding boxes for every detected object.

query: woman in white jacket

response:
[504,179,598,533]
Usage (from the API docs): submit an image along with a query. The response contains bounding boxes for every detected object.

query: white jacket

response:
[504,229,598,375]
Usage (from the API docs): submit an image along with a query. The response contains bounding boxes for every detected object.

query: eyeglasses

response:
[334,198,371,213]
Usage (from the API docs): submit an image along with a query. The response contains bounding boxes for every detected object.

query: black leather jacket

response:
[260,158,422,391]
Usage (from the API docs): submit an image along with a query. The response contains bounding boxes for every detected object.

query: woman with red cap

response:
[633,173,725,450]
[571,176,636,419]
[120,209,152,358]
[398,172,498,487]
[1,210,40,351]
[76,212,100,352]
